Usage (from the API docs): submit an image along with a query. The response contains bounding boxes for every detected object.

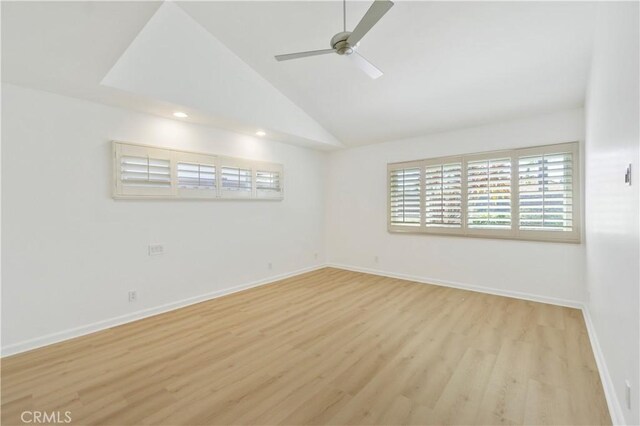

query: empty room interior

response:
[1,1,639,425]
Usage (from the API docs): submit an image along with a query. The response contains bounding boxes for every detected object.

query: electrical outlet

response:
[149,244,164,256]
[314,252,319,260]
[374,256,379,263]
[268,262,273,270]
[128,290,137,302]
[625,380,631,409]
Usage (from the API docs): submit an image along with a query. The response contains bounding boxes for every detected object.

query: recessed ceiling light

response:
[173,112,188,118]
[256,130,266,137]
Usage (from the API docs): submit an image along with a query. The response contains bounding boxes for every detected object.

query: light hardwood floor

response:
[1,268,610,425]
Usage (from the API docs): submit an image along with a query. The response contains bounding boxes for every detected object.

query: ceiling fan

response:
[274,0,394,79]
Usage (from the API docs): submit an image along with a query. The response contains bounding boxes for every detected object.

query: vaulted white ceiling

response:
[101,2,341,148]
[179,1,597,145]
[2,1,597,148]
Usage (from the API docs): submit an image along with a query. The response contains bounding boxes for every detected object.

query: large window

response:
[387,142,580,243]
[113,142,283,200]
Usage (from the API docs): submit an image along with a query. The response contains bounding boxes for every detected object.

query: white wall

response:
[326,109,586,304]
[584,2,639,424]
[1,83,327,354]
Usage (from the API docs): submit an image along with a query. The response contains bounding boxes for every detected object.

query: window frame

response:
[113,141,284,201]
[387,141,580,243]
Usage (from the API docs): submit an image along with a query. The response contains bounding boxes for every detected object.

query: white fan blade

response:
[346,0,394,46]
[351,52,383,79]
[275,49,335,61]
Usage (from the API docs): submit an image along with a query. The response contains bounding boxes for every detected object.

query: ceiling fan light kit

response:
[274,0,394,79]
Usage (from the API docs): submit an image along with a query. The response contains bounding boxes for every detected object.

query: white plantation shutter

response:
[113,142,284,201]
[517,143,579,241]
[221,165,253,198]
[424,161,462,229]
[256,171,280,191]
[256,167,284,199]
[115,143,174,197]
[519,154,572,230]
[177,163,216,190]
[121,156,171,188]
[388,143,579,242]
[173,151,218,198]
[389,165,421,228]
[467,157,512,230]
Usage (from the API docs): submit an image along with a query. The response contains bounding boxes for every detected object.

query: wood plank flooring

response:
[1,268,610,425]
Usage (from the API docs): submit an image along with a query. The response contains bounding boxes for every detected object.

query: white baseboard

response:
[327,263,583,308]
[1,264,326,357]
[581,306,626,425]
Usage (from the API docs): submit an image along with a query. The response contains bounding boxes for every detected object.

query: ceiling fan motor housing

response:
[331,31,356,55]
